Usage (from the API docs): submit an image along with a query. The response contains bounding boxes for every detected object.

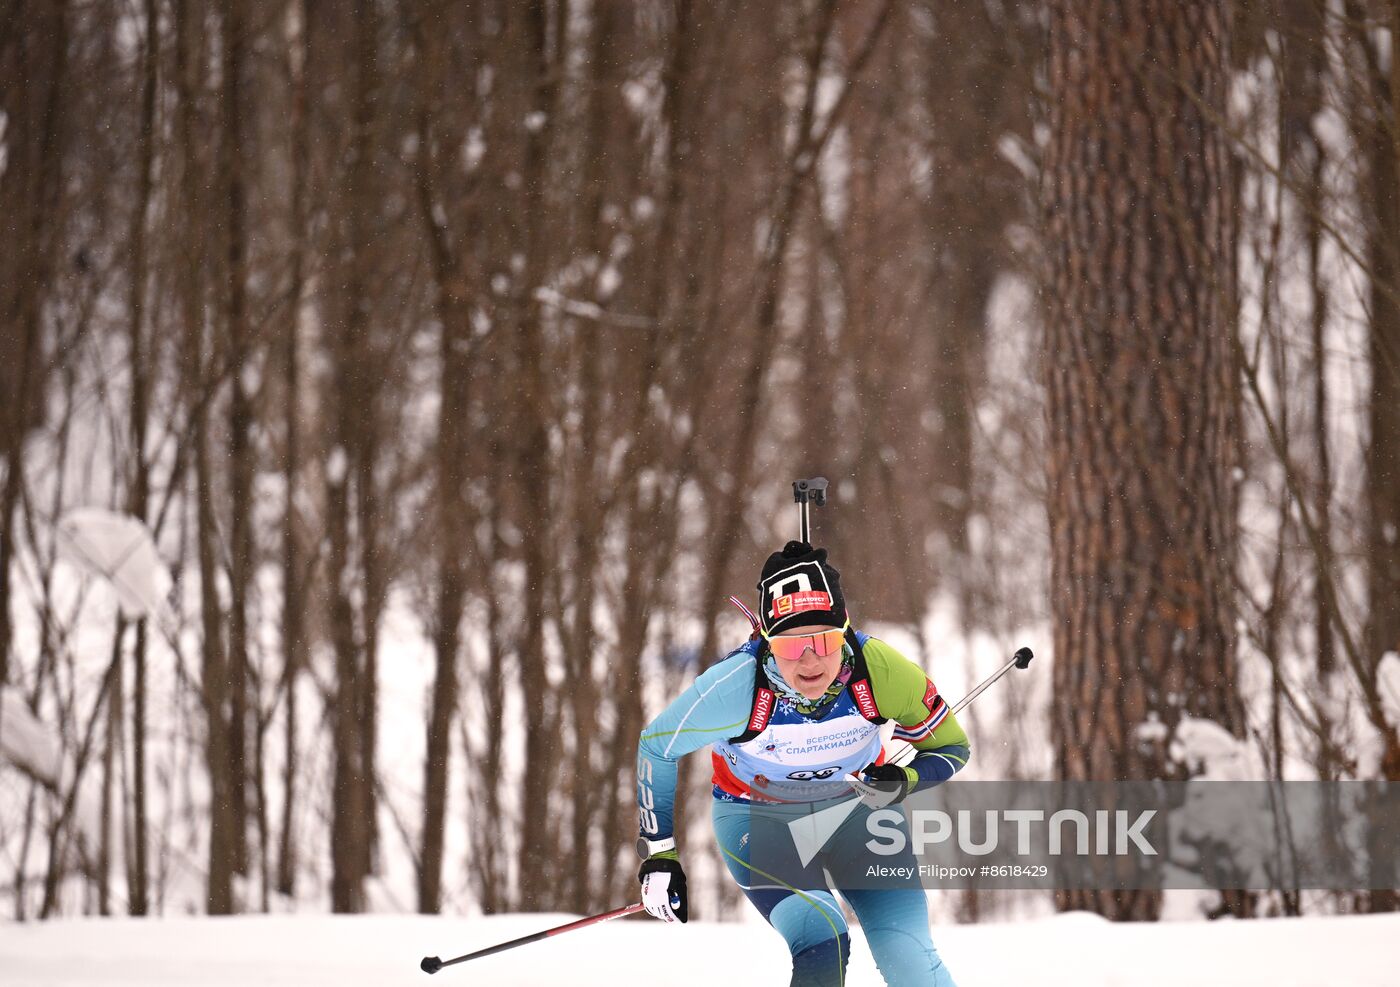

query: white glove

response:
[638,855,688,923]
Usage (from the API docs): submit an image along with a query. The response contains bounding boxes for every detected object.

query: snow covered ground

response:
[1,910,1394,986]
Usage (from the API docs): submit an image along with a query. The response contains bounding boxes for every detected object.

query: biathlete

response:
[634,540,969,986]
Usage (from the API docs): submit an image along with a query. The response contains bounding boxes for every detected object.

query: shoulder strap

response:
[846,628,887,725]
[727,645,776,744]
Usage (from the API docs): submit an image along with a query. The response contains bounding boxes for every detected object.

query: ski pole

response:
[848,646,1033,804]
[888,646,1034,767]
[950,646,1033,718]
[420,902,645,975]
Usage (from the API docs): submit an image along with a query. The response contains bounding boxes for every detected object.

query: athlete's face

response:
[770,623,845,700]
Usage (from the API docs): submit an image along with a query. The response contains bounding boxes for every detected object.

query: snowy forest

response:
[2,0,1400,954]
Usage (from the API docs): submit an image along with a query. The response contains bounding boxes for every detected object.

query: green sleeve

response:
[863,636,970,752]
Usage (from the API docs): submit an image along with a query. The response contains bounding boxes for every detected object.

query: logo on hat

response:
[771,590,832,620]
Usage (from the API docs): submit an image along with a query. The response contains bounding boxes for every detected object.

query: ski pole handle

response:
[421,902,646,974]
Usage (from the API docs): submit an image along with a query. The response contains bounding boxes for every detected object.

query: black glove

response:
[638,854,688,923]
[859,762,918,806]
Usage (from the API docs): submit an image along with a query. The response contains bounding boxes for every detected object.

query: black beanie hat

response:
[756,541,848,635]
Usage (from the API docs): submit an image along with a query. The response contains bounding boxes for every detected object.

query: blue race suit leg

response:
[840,886,955,987]
[828,799,957,987]
[713,799,851,987]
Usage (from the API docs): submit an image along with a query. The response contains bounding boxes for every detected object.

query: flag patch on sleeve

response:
[895,683,949,743]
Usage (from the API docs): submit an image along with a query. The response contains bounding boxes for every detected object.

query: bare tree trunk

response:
[0,0,70,724]
[419,356,467,913]
[1306,172,1336,682]
[514,0,561,914]
[99,620,125,914]
[1043,0,1241,920]
[559,0,632,914]
[16,784,38,918]
[356,441,383,887]
[415,65,476,904]
[196,397,237,916]
[176,0,237,915]
[1365,0,1400,698]
[1358,3,1400,912]
[406,0,478,915]
[471,495,510,913]
[327,457,365,913]
[328,0,382,913]
[221,0,253,881]
[124,0,160,916]
[253,700,272,910]
[276,0,311,902]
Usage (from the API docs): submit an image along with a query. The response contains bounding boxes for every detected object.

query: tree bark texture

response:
[1042,0,1243,918]
[276,0,312,902]
[1365,2,1400,689]
[173,0,238,915]
[514,0,561,913]
[221,0,253,881]
[327,0,382,913]
[122,0,159,918]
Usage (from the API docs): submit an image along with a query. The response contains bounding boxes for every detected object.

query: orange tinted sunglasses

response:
[763,621,849,661]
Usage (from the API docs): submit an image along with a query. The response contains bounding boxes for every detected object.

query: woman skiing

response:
[635,540,969,986]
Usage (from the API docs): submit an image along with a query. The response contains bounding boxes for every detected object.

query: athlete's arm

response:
[864,637,972,792]
[636,648,756,842]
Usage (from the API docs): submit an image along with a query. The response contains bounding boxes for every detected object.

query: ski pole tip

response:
[1013,647,1033,669]
[421,956,443,975]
